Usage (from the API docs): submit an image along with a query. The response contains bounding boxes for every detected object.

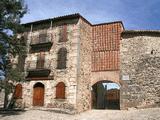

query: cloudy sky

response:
[22,0,160,30]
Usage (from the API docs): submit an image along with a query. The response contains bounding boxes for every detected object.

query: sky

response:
[21,0,160,30]
[103,83,120,90]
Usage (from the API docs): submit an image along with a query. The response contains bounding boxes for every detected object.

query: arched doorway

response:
[92,80,120,109]
[33,82,44,106]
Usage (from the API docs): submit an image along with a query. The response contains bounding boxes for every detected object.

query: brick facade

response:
[92,23,123,71]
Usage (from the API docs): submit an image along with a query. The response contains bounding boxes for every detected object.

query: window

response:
[14,84,22,99]
[56,82,65,99]
[59,24,67,42]
[39,32,47,43]
[57,48,67,69]
[31,31,47,44]
[36,52,45,69]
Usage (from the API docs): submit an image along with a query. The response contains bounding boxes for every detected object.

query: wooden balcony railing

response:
[26,60,52,78]
[30,34,53,51]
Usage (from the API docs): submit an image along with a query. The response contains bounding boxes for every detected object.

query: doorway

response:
[33,82,44,106]
[92,81,120,109]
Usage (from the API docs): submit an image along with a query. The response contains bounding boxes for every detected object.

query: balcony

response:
[26,60,52,79]
[30,34,53,51]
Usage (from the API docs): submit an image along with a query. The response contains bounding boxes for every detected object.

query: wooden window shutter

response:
[59,24,67,42]
[36,52,45,69]
[56,82,65,99]
[14,84,22,99]
[32,35,39,44]
[39,32,47,43]
[63,24,67,42]
[36,53,41,69]
[57,48,67,69]
[41,52,45,68]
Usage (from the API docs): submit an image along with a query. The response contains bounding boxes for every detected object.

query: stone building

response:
[120,30,160,109]
[13,13,123,113]
[13,13,160,113]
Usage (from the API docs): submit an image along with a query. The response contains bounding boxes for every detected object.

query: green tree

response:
[0,0,27,109]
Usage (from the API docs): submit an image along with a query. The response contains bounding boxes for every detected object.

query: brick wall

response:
[92,23,123,71]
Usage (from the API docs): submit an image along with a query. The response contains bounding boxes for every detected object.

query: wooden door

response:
[33,83,44,106]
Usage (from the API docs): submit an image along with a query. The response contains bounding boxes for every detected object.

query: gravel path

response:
[0,108,160,120]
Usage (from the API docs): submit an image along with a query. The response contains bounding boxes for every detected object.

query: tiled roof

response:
[122,30,160,37]
[22,13,124,27]
[22,13,90,26]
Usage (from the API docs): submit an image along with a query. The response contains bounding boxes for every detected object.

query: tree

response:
[0,0,27,109]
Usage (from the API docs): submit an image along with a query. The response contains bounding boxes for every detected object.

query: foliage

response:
[0,0,27,109]
[0,0,27,56]
[0,0,27,79]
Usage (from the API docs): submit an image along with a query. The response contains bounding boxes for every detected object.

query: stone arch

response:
[33,82,45,88]
[91,71,120,86]
[33,82,45,106]
[91,79,120,110]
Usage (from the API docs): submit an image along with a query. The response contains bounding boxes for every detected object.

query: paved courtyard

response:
[0,108,160,120]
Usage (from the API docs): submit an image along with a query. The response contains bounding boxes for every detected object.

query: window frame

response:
[57,48,67,69]
[59,24,68,42]
[36,52,45,69]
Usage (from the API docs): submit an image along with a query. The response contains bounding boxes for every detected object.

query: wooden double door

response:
[33,83,44,106]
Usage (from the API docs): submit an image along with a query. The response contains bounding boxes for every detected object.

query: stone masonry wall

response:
[120,32,160,109]
[76,18,92,112]
[23,19,80,112]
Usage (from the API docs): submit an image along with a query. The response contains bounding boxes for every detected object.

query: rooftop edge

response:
[22,13,124,28]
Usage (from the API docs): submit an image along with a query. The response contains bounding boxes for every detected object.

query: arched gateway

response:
[91,80,120,109]
[33,82,44,106]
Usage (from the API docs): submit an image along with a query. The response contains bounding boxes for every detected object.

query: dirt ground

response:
[0,108,160,120]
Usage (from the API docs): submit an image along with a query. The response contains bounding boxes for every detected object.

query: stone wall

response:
[76,18,92,112]
[22,19,80,112]
[22,17,93,113]
[120,31,160,109]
